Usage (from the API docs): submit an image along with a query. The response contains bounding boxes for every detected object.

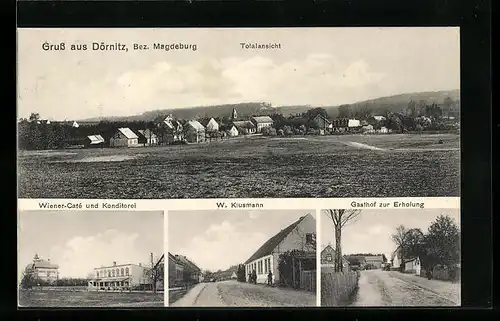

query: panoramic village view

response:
[320,209,460,307]
[17,28,460,199]
[18,211,165,307]
[167,210,317,307]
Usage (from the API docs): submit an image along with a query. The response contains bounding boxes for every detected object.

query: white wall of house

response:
[206,119,219,132]
[110,132,138,147]
[228,126,239,137]
[255,122,272,132]
[246,214,316,285]
[245,254,274,284]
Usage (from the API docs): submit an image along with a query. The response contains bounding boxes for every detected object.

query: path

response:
[351,270,459,307]
[171,280,316,307]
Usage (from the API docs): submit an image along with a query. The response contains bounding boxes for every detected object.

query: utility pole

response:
[150,252,155,293]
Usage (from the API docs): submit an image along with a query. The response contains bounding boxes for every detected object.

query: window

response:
[121,268,124,276]
[112,270,115,277]
[47,271,50,277]
[108,270,111,277]
[306,233,315,245]
[264,259,267,273]
[126,267,129,276]
[326,255,332,262]
[116,268,119,276]
[96,271,99,278]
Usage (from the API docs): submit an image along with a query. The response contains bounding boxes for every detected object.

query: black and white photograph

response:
[168,210,317,307]
[17,210,165,307]
[320,208,460,307]
[17,27,459,199]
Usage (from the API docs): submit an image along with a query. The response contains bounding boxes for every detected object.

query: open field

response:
[18,134,460,198]
[18,289,164,307]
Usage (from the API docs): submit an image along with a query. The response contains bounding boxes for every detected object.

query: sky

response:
[320,208,460,259]
[168,210,315,272]
[18,210,164,280]
[17,27,460,120]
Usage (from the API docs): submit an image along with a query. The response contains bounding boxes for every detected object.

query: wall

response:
[245,254,273,284]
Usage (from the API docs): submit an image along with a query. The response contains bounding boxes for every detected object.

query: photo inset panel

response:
[17,210,165,307]
[18,27,459,199]
[320,208,460,307]
[168,210,317,307]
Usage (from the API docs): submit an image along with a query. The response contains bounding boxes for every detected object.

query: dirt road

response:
[171,280,316,307]
[351,270,459,307]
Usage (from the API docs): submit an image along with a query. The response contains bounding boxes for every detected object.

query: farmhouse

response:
[244,213,316,285]
[84,135,105,148]
[362,124,375,133]
[173,254,203,283]
[185,120,206,143]
[24,254,59,283]
[378,126,391,134]
[160,115,184,144]
[88,261,153,291]
[232,121,256,135]
[109,128,139,147]
[404,257,422,275]
[226,125,239,137]
[137,129,158,146]
[204,118,220,132]
[321,245,350,272]
[364,255,384,269]
[250,116,274,133]
[373,116,386,122]
[168,252,184,287]
[312,114,331,134]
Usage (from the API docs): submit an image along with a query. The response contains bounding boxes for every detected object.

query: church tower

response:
[230,107,238,120]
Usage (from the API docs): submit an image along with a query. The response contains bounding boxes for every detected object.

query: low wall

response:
[321,271,359,306]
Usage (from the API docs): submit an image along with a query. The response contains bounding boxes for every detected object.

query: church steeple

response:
[231,107,238,120]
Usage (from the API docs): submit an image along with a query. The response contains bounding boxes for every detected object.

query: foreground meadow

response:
[17,134,460,198]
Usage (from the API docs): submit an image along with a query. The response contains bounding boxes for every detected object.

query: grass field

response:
[18,289,164,307]
[18,134,460,198]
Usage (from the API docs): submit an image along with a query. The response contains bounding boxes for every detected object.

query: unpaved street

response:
[351,270,459,307]
[171,280,316,307]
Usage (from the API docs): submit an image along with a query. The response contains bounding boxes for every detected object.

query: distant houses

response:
[250,116,273,133]
[232,120,256,135]
[185,120,206,143]
[110,128,139,147]
[137,129,158,146]
[321,245,350,272]
[364,255,384,269]
[24,254,59,284]
[204,118,220,132]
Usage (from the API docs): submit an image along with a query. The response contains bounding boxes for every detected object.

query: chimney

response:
[113,261,117,266]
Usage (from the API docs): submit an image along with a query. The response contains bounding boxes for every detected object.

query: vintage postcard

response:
[319,208,460,307]
[17,27,460,199]
[167,209,317,307]
[17,210,165,307]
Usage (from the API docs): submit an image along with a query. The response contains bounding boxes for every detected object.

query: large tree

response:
[324,209,362,272]
[392,226,425,272]
[425,215,460,270]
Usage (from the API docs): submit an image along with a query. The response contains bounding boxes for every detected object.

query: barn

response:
[109,128,139,147]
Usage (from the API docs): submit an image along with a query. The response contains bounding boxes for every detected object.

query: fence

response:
[321,271,359,307]
[299,270,316,292]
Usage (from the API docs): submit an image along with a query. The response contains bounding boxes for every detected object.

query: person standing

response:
[252,269,257,284]
[267,270,273,286]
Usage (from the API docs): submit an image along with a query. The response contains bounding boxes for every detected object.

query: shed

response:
[84,135,105,148]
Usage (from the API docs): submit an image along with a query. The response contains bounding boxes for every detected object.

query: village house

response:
[109,128,139,147]
[312,114,331,135]
[378,126,391,134]
[345,255,367,270]
[159,115,184,144]
[404,257,422,276]
[185,120,206,143]
[372,116,386,122]
[250,116,274,133]
[364,255,384,269]
[244,213,316,285]
[321,245,350,272]
[84,135,105,148]
[362,124,375,134]
[24,254,59,283]
[87,261,155,291]
[232,121,256,135]
[173,254,204,283]
[204,118,220,132]
[137,129,158,146]
[230,271,237,279]
[168,252,184,288]
[329,118,361,132]
[226,125,239,137]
